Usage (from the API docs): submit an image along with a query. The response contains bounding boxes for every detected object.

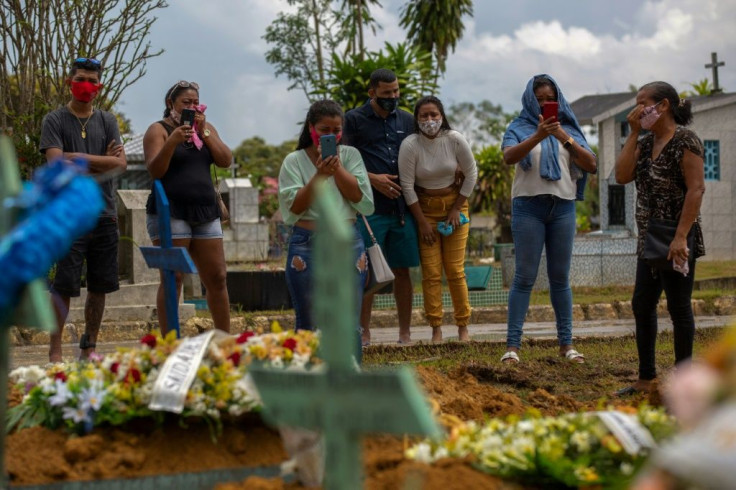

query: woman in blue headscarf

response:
[500,74,597,364]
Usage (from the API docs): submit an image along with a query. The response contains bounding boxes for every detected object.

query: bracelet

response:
[563,136,574,149]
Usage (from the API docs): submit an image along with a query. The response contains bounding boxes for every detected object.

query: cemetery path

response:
[10,315,733,369]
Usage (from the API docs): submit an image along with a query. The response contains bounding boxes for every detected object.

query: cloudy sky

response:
[118,0,736,147]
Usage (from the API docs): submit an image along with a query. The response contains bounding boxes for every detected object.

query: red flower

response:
[110,362,119,374]
[236,331,255,344]
[282,338,297,351]
[125,368,142,384]
[140,334,157,348]
[228,352,241,366]
[53,371,68,382]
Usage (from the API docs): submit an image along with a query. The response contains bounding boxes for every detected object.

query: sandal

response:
[562,349,585,364]
[79,333,96,350]
[613,386,640,397]
[500,351,520,364]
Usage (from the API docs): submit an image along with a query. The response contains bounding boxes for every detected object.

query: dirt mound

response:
[415,365,526,420]
[6,416,286,486]
[4,365,634,488]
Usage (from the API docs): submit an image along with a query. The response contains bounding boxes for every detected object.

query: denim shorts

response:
[146,214,223,241]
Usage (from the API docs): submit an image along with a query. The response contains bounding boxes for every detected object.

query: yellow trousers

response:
[417,191,471,328]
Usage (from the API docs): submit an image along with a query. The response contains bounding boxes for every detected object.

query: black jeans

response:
[631,258,696,380]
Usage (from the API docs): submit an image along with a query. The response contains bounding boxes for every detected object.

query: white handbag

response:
[361,215,395,295]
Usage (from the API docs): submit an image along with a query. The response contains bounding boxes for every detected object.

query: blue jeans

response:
[507,195,576,349]
[285,225,367,358]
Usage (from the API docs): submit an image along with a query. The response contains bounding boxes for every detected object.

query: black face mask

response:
[375,97,399,113]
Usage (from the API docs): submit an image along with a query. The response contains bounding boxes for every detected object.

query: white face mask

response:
[419,119,442,136]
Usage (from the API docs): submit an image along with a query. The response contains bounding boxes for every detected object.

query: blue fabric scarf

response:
[502,74,595,201]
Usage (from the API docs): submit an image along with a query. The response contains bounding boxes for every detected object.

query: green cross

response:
[249,182,442,490]
[0,135,56,486]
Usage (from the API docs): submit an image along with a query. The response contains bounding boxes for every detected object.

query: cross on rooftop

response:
[139,181,197,338]
[0,136,56,487]
[250,182,442,490]
[705,52,725,93]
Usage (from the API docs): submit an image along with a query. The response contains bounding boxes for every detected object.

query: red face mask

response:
[70,80,102,103]
[309,127,342,147]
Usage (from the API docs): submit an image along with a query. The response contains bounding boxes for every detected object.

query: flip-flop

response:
[562,349,585,363]
[361,341,371,348]
[500,351,520,364]
[613,386,640,397]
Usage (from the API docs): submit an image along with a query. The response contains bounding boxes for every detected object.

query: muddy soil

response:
[6,365,650,488]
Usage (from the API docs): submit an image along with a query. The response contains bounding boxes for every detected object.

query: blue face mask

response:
[376,97,398,112]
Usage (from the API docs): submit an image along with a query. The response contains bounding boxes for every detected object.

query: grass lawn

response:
[362,327,727,408]
[529,260,736,306]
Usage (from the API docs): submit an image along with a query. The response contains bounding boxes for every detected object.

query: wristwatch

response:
[563,136,574,149]
[203,129,211,139]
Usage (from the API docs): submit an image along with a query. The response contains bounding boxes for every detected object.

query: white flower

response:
[24,366,47,384]
[9,367,28,384]
[79,381,106,412]
[620,462,634,475]
[48,379,73,407]
[62,405,90,424]
[570,431,592,452]
[270,357,284,369]
[40,378,55,393]
[433,446,449,460]
[241,374,262,406]
[406,442,434,464]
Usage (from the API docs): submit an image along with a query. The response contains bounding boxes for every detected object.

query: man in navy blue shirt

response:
[343,69,419,345]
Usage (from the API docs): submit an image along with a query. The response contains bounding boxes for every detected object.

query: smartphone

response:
[542,101,559,122]
[320,134,337,160]
[180,108,196,126]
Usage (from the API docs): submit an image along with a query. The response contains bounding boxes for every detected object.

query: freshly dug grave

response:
[5,364,648,488]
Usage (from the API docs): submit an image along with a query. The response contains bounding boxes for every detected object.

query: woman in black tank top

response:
[142,81,233,335]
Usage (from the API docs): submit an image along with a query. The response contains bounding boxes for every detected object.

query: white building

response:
[571,92,736,261]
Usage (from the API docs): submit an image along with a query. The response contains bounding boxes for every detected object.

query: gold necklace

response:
[73,110,94,139]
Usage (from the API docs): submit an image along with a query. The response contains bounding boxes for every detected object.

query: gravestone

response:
[250,182,442,489]
[220,178,268,262]
[117,190,160,284]
[139,181,197,338]
[0,136,62,486]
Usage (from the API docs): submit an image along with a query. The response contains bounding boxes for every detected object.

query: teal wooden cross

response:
[0,136,57,487]
[139,180,197,338]
[249,182,442,489]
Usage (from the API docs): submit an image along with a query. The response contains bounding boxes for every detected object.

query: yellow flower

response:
[601,434,623,453]
[271,321,283,333]
[574,465,600,482]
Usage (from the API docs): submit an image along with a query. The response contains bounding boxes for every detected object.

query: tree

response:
[447,100,516,149]
[263,0,374,101]
[399,0,473,85]
[471,145,514,243]
[338,0,382,61]
[232,136,298,219]
[0,0,166,174]
[232,136,297,182]
[321,42,438,112]
[685,78,714,96]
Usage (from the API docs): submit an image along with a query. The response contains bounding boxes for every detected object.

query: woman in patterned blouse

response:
[614,81,706,396]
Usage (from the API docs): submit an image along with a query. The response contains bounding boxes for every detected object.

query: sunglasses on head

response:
[74,57,101,65]
[174,80,199,90]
